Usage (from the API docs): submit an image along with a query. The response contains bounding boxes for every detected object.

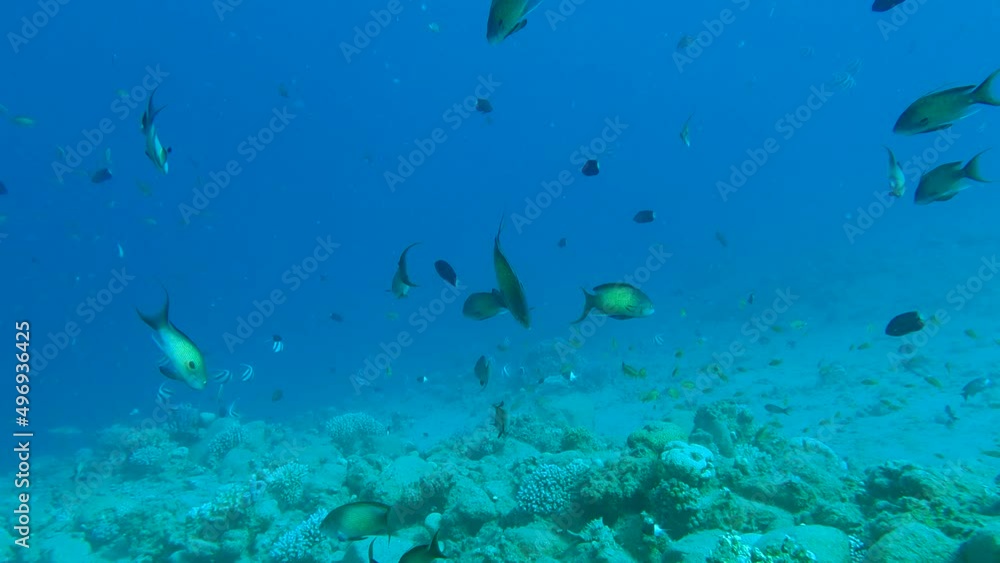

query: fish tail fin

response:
[972,68,1000,106]
[137,289,170,330]
[571,288,595,324]
[427,530,446,557]
[964,149,992,183]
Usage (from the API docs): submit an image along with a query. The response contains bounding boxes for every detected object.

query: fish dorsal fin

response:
[594,282,638,291]
[523,0,544,16]
[923,83,976,97]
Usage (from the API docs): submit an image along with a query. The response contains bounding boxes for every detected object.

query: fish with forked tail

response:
[894,69,1000,135]
[140,87,171,174]
[573,283,654,324]
[399,530,448,563]
[914,150,992,204]
[389,242,421,298]
[137,290,208,390]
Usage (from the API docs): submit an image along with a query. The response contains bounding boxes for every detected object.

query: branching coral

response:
[264,462,309,508]
[268,509,327,562]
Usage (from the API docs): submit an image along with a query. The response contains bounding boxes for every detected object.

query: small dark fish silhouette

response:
[715,231,728,247]
[962,377,994,401]
[434,260,458,287]
[885,311,924,337]
[557,237,567,248]
[493,400,508,438]
[91,168,113,183]
[944,405,958,423]
[475,98,493,113]
[872,0,905,12]
[0,181,6,195]
[330,312,344,322]
[747,292,754,305]
[633,210,656,223]
[474,355,491,389]
[271,389,283,402]
[581,159,600,176]
[764,403,790,415]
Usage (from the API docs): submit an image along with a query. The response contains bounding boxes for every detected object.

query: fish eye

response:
[918,117,930,125]
[187,360,196,370]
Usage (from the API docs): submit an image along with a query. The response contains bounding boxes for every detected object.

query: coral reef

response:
[31,396,1000,563]
[325,412,387,453]
[268,509,329,562]
[516,460,589,516]
[264,462,309,508]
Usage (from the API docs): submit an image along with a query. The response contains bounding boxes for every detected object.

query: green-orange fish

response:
[321,501,392,541]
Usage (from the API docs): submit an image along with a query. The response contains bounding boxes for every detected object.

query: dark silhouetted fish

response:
[872,0,906,12]
[764,404,790,415]
[434,260,458,287]
[474,355,492,389]
[581,159,600,176]
[633,210,655,223]
[962,377,994,401]
[884,311,925,336]
[91,168,113,183]
[399,530,448,563]
[493,401,508,438]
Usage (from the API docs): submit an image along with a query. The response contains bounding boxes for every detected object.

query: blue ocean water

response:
[3,0,1000,561]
